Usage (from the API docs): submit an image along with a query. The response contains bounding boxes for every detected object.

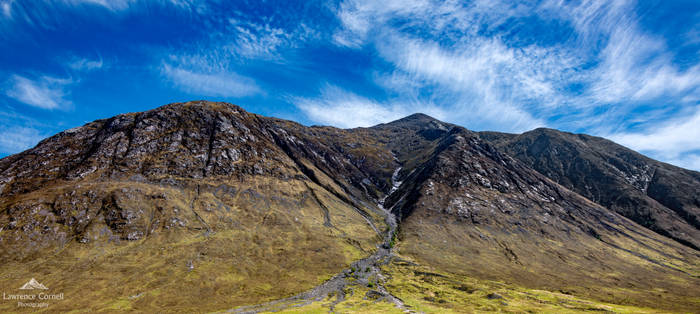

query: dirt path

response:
[224,168,413,313]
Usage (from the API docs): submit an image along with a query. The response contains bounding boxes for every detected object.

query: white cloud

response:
[665,154,700,172]
[376,35,551,131]
[608,107,700,171]
[609,108,700,154]
[312,0,558,130]
[224,18,301,60]
[564,0,700,104]
[5,75,73,109]
[59,0,135,11]
[161,63,261,98]
[328,0,700,143]
[332,0,530,48]
[68,57,104,71]
[331,0,412,47]
[295,85,446,128]
[0,125,45,154]
[328,0,556,132]
[151,7,322,98]
[1,0,12,18]
[58,0,199,12]
[153,6,326,99]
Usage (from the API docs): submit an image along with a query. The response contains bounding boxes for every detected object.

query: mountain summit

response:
[0,101,698,312]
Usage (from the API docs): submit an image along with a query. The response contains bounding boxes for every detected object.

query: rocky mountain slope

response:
[0,101,389,311]
[373,117,699,311]
[480,129,700,250]
[0,101,698,312]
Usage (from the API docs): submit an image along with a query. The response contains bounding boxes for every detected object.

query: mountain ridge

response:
[479,128,700,250]
[0,100,698,312]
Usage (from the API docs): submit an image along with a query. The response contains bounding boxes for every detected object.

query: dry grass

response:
[0,177,383,313]
[396,210,700,312]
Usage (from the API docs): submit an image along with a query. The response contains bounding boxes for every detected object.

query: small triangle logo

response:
[19,278,48,290]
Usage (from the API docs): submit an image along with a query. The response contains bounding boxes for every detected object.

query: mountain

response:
[0,101,389,311]
[372,117,699,311]
[0,101,698,312]
[480,128,700,250]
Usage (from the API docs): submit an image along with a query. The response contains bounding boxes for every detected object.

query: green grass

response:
[278,254,672,313]
[381,257,666,313]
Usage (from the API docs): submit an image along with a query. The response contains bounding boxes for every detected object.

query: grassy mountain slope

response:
[0,102,698,312]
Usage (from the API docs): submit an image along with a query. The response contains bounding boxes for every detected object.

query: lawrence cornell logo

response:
[3,278,64,308]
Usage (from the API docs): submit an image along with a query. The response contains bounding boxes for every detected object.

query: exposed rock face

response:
[0,101,388,311]
[0,102,392,258]
[480,128,700,250]
[0,101,698,312]
[370,120,699,310]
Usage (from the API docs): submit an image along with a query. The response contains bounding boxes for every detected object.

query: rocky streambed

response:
[227,168,412,313]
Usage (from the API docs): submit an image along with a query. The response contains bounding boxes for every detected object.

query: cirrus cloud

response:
[4,74,73,110]
[160,63,261,98]
[295,84,447,128]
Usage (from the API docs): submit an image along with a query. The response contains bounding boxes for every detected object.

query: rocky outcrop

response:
[480,128,700,249]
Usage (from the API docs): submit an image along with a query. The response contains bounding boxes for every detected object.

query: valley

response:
[0,101,698,313]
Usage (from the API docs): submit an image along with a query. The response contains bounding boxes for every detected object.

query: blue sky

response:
[1,0,700,170]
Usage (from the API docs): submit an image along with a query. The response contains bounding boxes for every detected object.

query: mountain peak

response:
[389,113,439,124]
[373,113,453,132]
[164,100,245,113]
[400,112,438,121]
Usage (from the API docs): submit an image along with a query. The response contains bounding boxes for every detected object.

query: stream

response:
[226,167,412,313]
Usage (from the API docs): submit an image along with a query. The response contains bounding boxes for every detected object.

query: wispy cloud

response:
[67,57,104,71]
[1,0,12,18]
[160,63,260,98]
[0,125,45,154]
[557,0,700,104]
[58,0,198,12]
[223,18,317,61]
[295,84,446,128]
[0,0,200,33]
[607,106,700,159]
[375,34,554,131]
[332,0,434,48]
[329,0,555,131]
[148,2,330,101]
[57,0,136,11]
[5,75,73,109]
[666,154,700,172]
